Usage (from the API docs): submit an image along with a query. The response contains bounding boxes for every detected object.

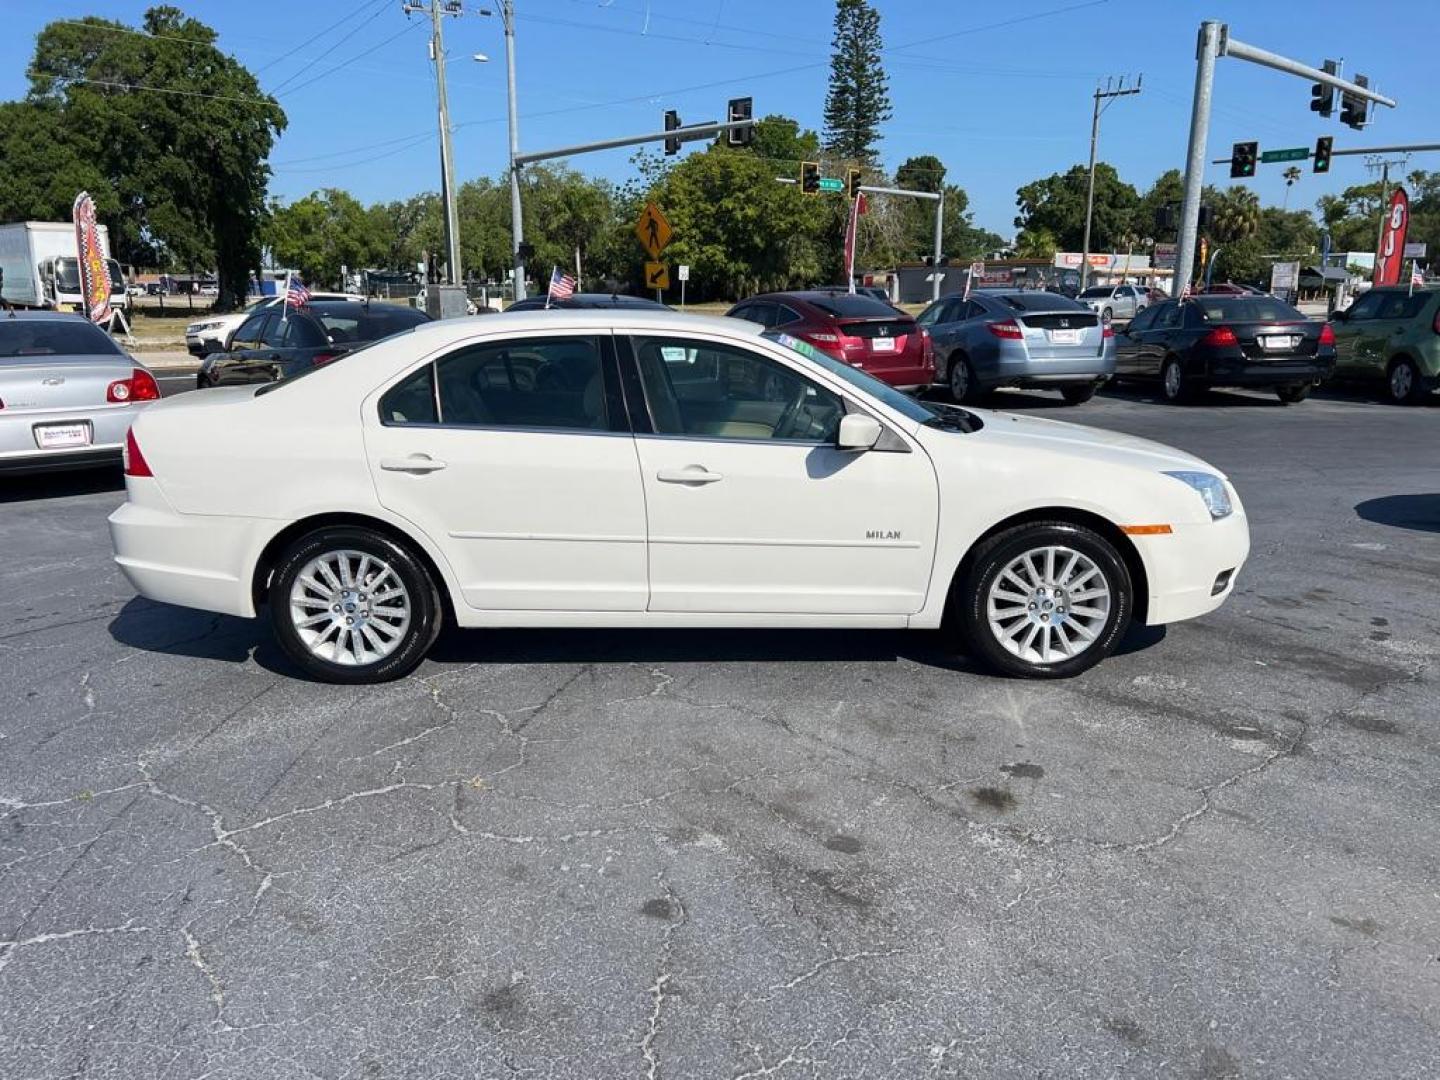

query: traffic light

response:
[1310,59,1337,118]
[1229,141,1258,179]
[1340,74,1369,130]
[1197,205,1212,232]
[845,167,863,199]
[1155,205,1177,233]
[1313,135,1333,174]
[725,96,753,147]
[800,161,821,194]
[664,110,681,155]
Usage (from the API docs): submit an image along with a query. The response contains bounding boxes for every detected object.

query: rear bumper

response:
[109,481,272,618]
[1200,353,1335,387]
[0,404,144,473]
[978,341,1116,388]
[0,447,121,475]
[1132,508,1250,626]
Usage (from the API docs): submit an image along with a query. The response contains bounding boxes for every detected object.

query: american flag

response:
[1411,263,1425,287]
[547,267,576,304]
[287,275,311,307]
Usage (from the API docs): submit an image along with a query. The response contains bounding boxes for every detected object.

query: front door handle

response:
[657,466,723,485]
[380,454,448,474]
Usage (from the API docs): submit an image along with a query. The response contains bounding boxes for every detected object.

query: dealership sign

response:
[1374,187,1409,287]
[72,191,111,324]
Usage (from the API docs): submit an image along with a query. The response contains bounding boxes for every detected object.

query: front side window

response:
[232,313,271,351]
[383,336,609,431]
[632,335,844,442]
[916,301,945,327]
[1153,302,1181,330]
[1127,305,1160,333]
[1342,291,1384,321]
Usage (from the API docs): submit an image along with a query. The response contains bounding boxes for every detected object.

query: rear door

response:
[364,331,649,612]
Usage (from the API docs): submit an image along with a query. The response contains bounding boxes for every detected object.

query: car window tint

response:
[998,293,1087,312]
[631,336,844,443]
[232,313,271,350]
[1194,298,1304,322]
[1342,291,1383,321]
[1153,303,1181,329]
[1127,305,1159,333]
[915,302,943,327]
[775,304,802,326]
[429,336,607,430]
[0,319,125,357]
[380,363,438,424]
[804,294,895,318]
[1377,292,1430,320]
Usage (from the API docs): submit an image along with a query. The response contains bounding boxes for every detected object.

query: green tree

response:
[1316,180,1385,253]
[736,114,821,170]
[1014,225,1058,259]
[22,7,285,308]
[1136,168,1185,239]
[0,102,116,231]
[1015,163,1138,252]
[822,0,891,164]
[267,189,380,287]
[1209,186,1262,244]
[889,155,996,262]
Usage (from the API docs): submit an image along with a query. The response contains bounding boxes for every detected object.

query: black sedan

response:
[504,293,669,312]
[198,302,431,388]
[1112,295,1335,404]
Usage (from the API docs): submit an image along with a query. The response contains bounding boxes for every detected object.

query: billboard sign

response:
[72,191,111,324]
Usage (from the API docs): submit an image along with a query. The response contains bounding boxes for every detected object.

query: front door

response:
[364,332,649,612]
[625,333,939,615]
[1330,290,1385,377]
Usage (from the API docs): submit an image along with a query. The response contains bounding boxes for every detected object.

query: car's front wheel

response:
[1387,357,1425,405]
[267,526,442,684]
[956,522,1133,679]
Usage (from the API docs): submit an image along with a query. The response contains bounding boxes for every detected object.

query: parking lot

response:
[1,387,1436,1079]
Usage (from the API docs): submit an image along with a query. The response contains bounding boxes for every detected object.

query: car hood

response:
[957,409,1221,475]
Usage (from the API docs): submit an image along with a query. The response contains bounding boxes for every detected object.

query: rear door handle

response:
[657,466,723,485]
[380,454,447,474]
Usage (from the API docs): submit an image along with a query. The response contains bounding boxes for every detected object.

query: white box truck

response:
[0,221,128,313]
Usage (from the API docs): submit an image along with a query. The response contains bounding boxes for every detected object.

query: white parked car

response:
[109,311,1249,683]
[184,292,364,356]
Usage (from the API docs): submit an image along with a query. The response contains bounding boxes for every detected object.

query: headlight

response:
[1164,471,1232,520]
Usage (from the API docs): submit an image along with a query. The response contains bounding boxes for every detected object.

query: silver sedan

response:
[0,311,160,474]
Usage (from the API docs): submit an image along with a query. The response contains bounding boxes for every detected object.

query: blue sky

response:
[3,0,1435,238]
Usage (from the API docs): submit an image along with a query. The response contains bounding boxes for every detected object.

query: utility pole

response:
[404,0,464,285]
[1365,154,1409,283]
[1080,75,1142,292]
[500,0,525,301]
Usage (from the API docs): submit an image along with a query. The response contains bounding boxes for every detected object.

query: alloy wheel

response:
[288,549,412,666]
[949,356,970,400]
[985,545,1112,664]
[1390,362,1414,401]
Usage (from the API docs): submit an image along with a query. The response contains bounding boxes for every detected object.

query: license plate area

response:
[33,421,93,450]
[869,336,898,352]
[1047,329,1081,345]
[1259,334,1301,352]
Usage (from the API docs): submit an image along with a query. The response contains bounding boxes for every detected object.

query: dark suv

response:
[726,290,934,389]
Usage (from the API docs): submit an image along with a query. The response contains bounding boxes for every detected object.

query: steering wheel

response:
[772,385,809,440]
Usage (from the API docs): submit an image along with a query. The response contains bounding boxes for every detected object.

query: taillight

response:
[920,327,934,364]
[124,428,153,477]
[1318,323,1336,347]
[1102,325,1115,339]
[107,368,161,403]
[804,332,840,344]
[985,319,1023,340]
[1201,326,1239,348]
[311,352,339,367]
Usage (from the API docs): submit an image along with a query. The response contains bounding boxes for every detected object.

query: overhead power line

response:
[256,0,392,74]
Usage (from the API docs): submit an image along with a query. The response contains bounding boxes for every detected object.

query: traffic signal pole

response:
[1173,20,1398,298]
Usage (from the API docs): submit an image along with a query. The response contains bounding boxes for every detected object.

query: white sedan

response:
[109,310,1249,683]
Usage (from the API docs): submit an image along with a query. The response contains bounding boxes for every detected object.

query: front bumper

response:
[1131,508,1250,626]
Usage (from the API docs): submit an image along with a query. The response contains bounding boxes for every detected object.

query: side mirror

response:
[837,412,882,451]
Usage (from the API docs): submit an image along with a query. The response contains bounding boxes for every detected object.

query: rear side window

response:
[0,319,124,357]
[385,336,610,431]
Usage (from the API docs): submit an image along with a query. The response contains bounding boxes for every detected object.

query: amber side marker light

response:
[1119,524,1173,536]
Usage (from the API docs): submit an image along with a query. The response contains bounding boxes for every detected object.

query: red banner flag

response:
[72,191,112,324]
[1374,187,1409,287]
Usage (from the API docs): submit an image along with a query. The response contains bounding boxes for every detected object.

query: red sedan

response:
[726,290,935,389]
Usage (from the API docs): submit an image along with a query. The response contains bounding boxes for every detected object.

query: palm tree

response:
[1211,187,1262,244]
[1282,166,1302,209]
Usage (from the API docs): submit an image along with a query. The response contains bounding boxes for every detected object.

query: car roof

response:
[391,308,761,341]
[509,293,666,309]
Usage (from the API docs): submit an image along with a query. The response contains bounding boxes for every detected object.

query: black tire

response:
[267,526,442,684]
[947,352,982,404]
[1275,383,1311,404]
[1160,355,1195,404]
[1386,357,1426,405]
[1060,383,1097,405]
[955,521,1133,679]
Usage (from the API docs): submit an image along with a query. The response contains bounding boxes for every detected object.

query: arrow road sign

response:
[1260,146,1310,163]
[645,261,670,290]
[635,202,673,259]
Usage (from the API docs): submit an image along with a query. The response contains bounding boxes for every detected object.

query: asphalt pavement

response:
[1,385,1436,1079]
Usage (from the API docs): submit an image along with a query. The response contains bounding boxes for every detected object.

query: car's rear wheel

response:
[1060,383,1098,405]
[1161,356,1195,404]
[1275,383,1311,404]
[1386,357,1425,405]
[956,522,1132,679]
[268,526,442,684]
[947,352,981,403]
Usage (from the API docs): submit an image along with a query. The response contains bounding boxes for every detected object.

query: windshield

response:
[53,258,82,292]
[0,319,124,357]
[1078,286,1114,298]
